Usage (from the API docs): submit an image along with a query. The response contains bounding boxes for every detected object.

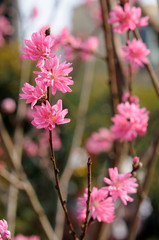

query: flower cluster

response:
[109,3,150,69]
[109,3,149,33]
[110,98,149,142]
[20,28,72,130]
[77,167,138,222]
[0,219,11,240]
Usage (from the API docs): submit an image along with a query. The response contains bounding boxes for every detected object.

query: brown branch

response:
[100,0,119,114]
[49,130,78,240]
[80,158,92,240]
[127,127,159,240]
[133,29,159,96]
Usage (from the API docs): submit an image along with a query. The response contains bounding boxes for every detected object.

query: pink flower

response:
[0,219,11,240]
[103,167,138,205]
[0,16,13,47]
[20,31,55,67]
[109,3,149,33]
[77,187,115,223]
[122,39,150,68]
[14,234,40,240]
[110,101,149,142]
[20,83,47,109]
[85,128,114,154]
[31,100,70,130]
[80,36,99,61]
[34,56,73,95]
[1,98,16,113]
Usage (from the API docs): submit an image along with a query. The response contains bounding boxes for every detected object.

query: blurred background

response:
[0,0,159,239]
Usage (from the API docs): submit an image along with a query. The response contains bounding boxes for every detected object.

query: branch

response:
[49,130,78,240]
[100,0,119,114]
[133,29,159,96]
[80,158,92,240]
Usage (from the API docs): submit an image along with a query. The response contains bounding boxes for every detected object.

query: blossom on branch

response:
[20,83,47,109]
[110,101,149,142]
[0,219,11,240]
[31,100,70,130]
[109,3,149,33]
[20,31,55,67]
[77,187,115,223]
[34,56,73,95]
[103,167,138,205]
[122,39,150,68]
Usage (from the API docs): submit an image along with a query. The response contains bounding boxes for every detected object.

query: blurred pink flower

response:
[23,138,38,157]
[1,98,16,113]
[30,7,38,19]
[77,187,115,223]
[20,82,47,109]
[32,100,70,130]
[111,101,149,142]
[14,234,40,240]
[109,3,149,33]
[0,16,13,47]
[20,31,55,67]
[34,56,73,95]
[0,219,11,240]
[122,39,150,68]
[103,167,138,205]
[85,128,114,154]
[80,36,99,61]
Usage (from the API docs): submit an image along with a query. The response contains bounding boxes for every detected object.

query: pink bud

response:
[130,96,139,104]
[133,156,140,163]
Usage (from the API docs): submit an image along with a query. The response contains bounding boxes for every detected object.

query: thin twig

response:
[80,157,92,240]
[133,29,159,96]
[49,130,78,240]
